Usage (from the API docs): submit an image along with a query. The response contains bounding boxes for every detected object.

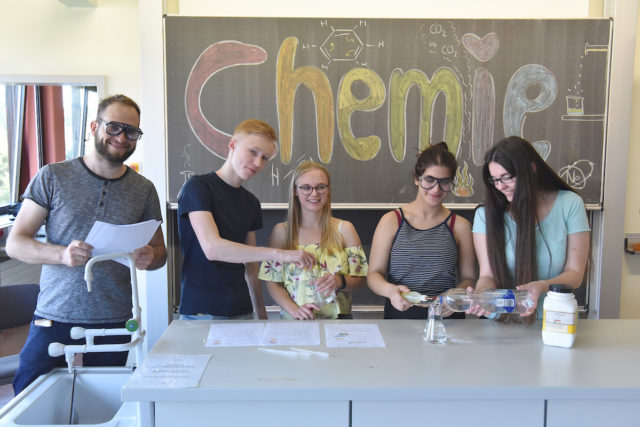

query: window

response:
[62,86,98,159]
[0,85,24,207]
[0,85,9,206]
[0,81,100,208]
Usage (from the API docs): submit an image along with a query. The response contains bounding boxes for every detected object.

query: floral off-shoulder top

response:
[259,242,368,320]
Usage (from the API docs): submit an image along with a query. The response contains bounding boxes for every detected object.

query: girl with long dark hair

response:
[470,136,590,319]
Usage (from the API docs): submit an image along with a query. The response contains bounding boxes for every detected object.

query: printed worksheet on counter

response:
[205,322,265,347]
[261,322,321,346]
[125,354,211,388]
[325,323,386,348]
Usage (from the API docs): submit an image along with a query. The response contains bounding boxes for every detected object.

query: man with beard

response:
[6,94,166,394]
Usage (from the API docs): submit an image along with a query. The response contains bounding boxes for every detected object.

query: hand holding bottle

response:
[313,272,338,305]
[463,286,494,317]
[515,281,546,317]
[390,285,412,311]
[440,301,455,318]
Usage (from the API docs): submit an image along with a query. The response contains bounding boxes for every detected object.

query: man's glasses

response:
[418,176,454,192]
[297,184,329,196]
[487,175,515,186]
[98,118,143,141]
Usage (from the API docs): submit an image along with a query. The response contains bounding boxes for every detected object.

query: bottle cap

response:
[548,284,573,293]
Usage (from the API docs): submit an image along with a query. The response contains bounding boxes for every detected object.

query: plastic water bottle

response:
[439,288,535,314]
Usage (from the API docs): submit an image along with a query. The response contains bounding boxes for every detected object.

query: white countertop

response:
[122,319,640,402]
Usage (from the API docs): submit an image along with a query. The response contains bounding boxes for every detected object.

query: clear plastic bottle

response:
[542,284,577,348]
[439,288,535,314]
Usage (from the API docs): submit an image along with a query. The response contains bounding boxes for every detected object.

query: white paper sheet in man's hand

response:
[85,219,161,266]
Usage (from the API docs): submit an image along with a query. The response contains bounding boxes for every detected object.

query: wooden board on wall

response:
[165,17,611,207]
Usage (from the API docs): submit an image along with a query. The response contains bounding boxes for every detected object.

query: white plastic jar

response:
[542,284,578,348]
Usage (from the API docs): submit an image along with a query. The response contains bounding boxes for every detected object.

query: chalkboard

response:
[165,17,611,207]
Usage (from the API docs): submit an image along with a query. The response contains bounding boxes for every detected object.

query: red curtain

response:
[19,86,66,195]
[41,86,66,165]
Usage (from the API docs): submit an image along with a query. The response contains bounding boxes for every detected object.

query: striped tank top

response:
[387,208,459,297]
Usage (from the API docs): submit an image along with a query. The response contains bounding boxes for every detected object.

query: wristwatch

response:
[339,274,347,290]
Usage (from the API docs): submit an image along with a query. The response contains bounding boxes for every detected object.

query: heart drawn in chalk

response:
[461,33,499,62]
[532,140,551,161]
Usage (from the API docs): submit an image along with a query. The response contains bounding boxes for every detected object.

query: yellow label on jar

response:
[543,310,577,334]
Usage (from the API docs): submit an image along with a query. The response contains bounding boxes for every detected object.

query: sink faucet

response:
[48,252,146,373]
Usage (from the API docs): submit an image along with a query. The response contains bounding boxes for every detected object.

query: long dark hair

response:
[482,136,574,291]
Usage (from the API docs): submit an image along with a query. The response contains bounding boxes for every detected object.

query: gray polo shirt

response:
[23,158,162,323]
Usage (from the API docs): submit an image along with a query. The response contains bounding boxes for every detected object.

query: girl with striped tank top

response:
[367,142,476,319]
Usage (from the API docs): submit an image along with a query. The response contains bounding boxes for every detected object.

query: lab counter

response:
[122,319,640,427]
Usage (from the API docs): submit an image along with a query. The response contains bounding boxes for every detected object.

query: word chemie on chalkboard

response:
[166,18,611,207]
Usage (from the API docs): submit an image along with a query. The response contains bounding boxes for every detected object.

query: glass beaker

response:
[566,95,584,116]
[312,268,336,305]
[424,301,447,344]
[302,267,324,306]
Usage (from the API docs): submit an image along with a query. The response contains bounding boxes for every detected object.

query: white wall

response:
[593,0,637,319]
[0,0,140,98]
[177,0,589,17]
[622,6,640,319]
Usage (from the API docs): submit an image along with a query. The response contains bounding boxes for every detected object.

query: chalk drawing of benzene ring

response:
[320,29,364,63]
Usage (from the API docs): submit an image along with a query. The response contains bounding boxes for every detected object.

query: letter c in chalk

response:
[185,41,267,159]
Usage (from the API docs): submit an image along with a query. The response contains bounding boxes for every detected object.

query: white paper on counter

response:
[324,323,386,348]
[261,322,321,346]
[85,219,161,266]
[125,354,211,388]
[205,322,266,347]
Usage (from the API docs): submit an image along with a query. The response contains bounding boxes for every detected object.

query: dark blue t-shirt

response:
[177,172,262,316]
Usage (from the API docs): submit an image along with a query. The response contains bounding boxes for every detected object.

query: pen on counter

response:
[289,347,330,358]
[257,347,310,357]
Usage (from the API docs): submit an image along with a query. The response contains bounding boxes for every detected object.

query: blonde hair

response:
[233,119,279,158]
[286,161,342,254]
